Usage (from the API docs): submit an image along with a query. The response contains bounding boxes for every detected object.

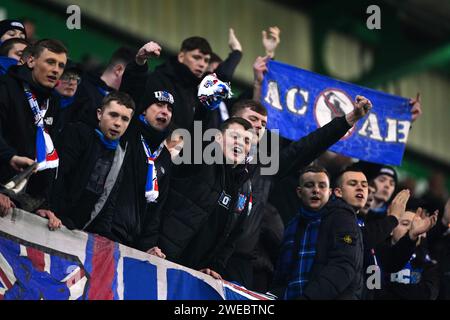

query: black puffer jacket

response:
[158,151,252,273]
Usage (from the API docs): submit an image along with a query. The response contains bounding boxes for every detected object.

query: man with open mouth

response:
[158,116,254,280]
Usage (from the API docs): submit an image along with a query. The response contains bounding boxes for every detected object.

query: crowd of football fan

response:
[0,18,449,300]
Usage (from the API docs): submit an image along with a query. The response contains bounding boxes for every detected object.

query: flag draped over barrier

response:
[0,209,273,300]
[261,60,412,165]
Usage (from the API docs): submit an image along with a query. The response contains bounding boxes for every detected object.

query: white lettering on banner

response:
[397,120,411,143]
[385,118,398,142]
[286,88,308,115]
[359,113,383,141]
[264,81,310,115]
[264,81,283,110]
[265,83,411,146]
[358,114,411,143]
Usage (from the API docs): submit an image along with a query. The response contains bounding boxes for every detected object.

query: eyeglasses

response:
[60,73,81,84]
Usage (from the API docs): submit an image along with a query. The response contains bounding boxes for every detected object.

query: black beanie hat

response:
[0,19,26,39]
[141,88,175,113]
[353,161,398,186]
[375,165,398,186]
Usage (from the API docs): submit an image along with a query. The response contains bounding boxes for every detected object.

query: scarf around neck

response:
[95,129,119,150]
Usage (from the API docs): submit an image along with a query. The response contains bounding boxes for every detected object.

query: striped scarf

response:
[23,83,59,171]
[139,115,164,203]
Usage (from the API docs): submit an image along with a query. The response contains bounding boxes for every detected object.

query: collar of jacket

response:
[86,70,116,92]
[160,56,202,87]
[9,64,53,98]
[325,197,357,218]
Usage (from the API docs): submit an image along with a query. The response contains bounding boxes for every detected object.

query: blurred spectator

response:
[375,208,440,300]
[0,38,29,75]
[53,61,85,136]
[0,38,28,60]
[420,171,448,214]
[121,37,212,130]
[207,28,242,83]
[21,17,37,44]
[80,53,103,74]
[0,19,26,43]
[78,46,136,126]
[315,152,354,182]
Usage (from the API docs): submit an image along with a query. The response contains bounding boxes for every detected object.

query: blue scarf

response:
[273,206,324,299]
[55,91,75,109]
[97,85,110,97]
[370,203,388,216]
[298,206,322,220]
[0,56,18,75]
[95,129,119,150]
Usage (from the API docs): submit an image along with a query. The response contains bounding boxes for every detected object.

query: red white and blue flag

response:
[0,209,274,300]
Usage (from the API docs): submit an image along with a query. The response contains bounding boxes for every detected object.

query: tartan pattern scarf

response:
[274,206,323,299]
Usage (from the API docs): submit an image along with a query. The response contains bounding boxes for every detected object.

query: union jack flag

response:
[0,233,87,300]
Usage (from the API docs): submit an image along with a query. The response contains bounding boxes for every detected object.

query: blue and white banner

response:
[261,60,412,165]
[0,209,274,300]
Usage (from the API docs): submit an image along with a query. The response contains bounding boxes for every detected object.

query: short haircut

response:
[220,117,252,133]
[29,39,68,58]
[298,165,330,186]
[100,91,135,112]
[106,46,136,70]
[209,52,222,64]
[180,36,212,55]
[0,38,29,57]
[334,165,366,188]
[231,99,268,117]
[20,44,33,62]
